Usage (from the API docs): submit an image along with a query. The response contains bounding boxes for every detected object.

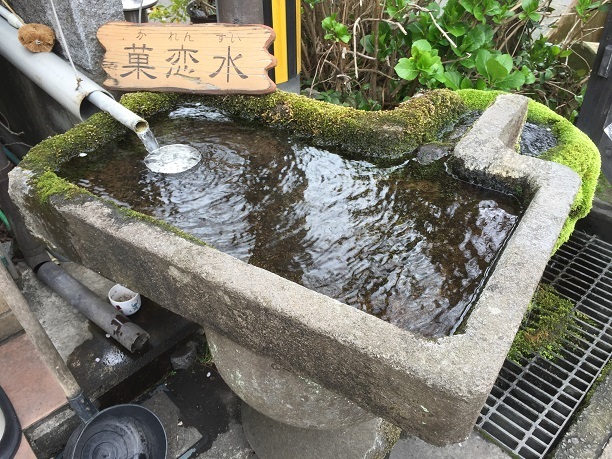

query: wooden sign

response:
[97,22,277,94]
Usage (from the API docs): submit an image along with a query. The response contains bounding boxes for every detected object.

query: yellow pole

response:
[271,0,288,84]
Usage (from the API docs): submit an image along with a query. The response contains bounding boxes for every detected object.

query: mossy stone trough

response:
[7,89,599,451]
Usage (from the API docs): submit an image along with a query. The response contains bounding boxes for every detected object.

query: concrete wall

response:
[0,56,79,145]
[0,0,124,145]
[12,0,124,73]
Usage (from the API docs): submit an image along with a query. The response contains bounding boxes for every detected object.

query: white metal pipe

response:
[87,91,148,133]
[0,5,23,28]
[0,11,148,133]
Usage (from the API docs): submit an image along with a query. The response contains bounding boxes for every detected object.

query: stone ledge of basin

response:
[456,89,601,251]
[449,94,581,397]
[453,93,582,190]
[448,91,581,385]
[7,169,513,446]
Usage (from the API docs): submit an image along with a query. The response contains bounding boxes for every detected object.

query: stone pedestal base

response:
[242,403,400,459]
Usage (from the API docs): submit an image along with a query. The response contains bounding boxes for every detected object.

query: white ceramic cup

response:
[108,284,141,316]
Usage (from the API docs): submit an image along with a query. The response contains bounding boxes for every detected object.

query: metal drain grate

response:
[476,230,612,459]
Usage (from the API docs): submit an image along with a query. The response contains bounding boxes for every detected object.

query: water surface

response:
[61,104,521,337]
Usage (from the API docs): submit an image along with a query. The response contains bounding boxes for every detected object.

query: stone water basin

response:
[8,90,583,450]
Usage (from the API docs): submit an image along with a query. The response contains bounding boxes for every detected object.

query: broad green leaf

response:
[464,24,487,51]
[395,58,419,81]
[462,57,476,69]
[475,78,487,90]
[483,25,494,43]
[334,23,350,41]
[417,53,440,70]
[475,49,492,77]
[521,65,536,84]
[361,34,375,54]
[441,70,462,89]
[459,0,475,14]
[498,71,526,90]
[528,12,541,21]
[427,2,441,16]
[521,0,538,12]
[447,22,469,37]
[486,58,510,82]
[485,1,503,17]
[411,39,433,54]
[321,14,335,31]
[497,54,514,72]
[386,6,399,18]
[460,77,473,89]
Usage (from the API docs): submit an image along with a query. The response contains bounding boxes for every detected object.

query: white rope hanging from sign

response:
[48,0,82,89]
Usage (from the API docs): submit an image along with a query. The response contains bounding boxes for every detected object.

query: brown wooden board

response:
[97,22,277,94]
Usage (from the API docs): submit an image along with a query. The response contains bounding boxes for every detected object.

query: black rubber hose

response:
[0,385,21,459]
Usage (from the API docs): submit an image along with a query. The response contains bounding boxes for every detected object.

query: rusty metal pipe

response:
[36,262,149,353]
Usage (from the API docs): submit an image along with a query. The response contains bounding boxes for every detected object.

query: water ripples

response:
[63,106,521,337]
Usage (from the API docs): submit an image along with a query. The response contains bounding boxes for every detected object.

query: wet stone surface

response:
[139,358,252,458]
[519,122,557,157]
[60,104,522,338]
[64,296,198,404]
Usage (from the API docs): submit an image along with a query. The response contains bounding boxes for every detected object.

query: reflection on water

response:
[60,104,521,337]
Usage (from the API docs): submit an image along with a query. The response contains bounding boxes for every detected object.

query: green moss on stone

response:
[456,89,504,111]
[183,89,466,164]
[21,112,126,173]
[457,89,601,250]
[112,204,207,246]
[120,91,184,118]
[508,284,587,362]
[34,171,92,203]
[21,89,465,176]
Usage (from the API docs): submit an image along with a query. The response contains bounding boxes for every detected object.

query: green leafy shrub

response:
[322,13,351,43]
[148,0,189,22]
[301,0,606,118]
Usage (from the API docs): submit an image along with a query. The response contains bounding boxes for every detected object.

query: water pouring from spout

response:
[137,127,160,153]
[138,127,201,174]
[85,91,201,174]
